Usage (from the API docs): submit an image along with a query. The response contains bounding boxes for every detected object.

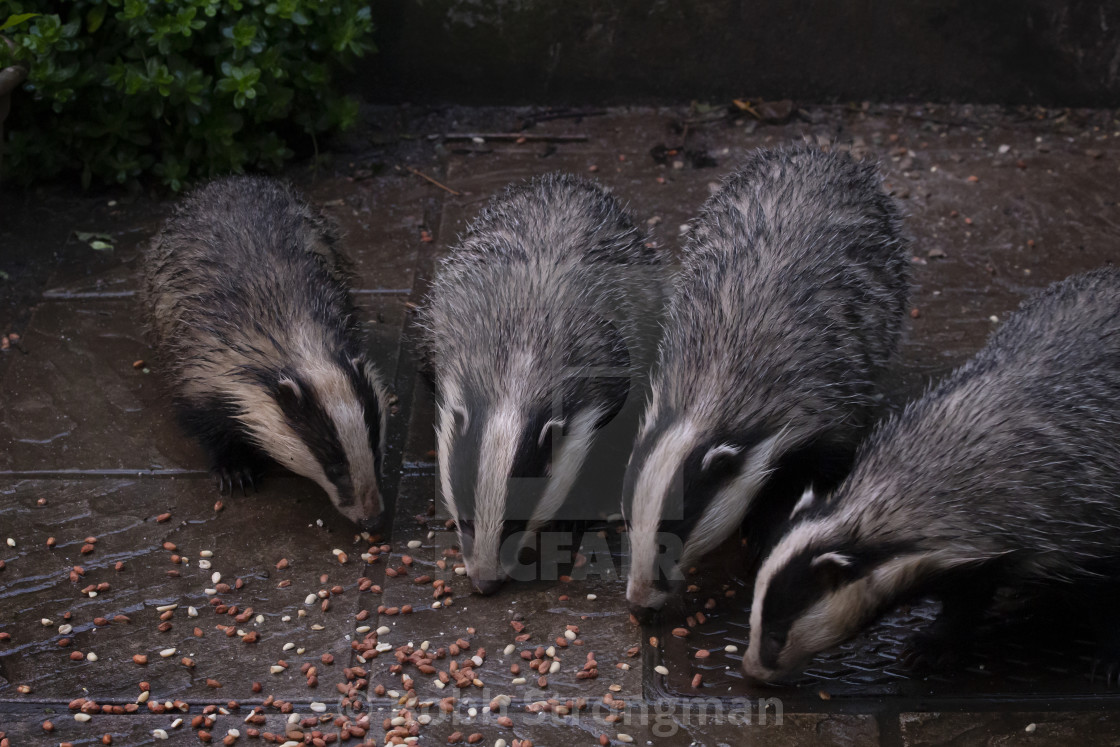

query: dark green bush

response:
[0,0,374,190]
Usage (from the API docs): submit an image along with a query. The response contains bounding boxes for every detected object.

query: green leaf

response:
[73,231,115,251]
[86,5,106,33]
[0,13,40,32]
[1,0,377,190]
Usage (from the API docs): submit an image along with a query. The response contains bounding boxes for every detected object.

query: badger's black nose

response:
[473,577,505,596]
[628,603,660,625]
[358,514,386,535]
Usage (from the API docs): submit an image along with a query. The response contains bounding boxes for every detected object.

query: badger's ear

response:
[810,551,858,591]
[539,417,566,448]
[790,486,817,519]
[701,443,743,472]
[276,376,303,404]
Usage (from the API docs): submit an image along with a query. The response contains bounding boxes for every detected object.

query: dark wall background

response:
[362,0,1120,106]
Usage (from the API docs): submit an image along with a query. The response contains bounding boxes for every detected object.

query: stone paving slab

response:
[5,105,1120,746]
[367,473,642,708]
[899,710,1120,747]
[41,171,432,302]
[0,705,383,745]
[0,476,385,704]
[0,296,406,474]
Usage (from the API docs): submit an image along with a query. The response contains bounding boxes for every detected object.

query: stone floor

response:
[2,103,1120,745]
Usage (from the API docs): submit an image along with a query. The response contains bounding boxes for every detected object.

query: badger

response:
[418,172,666,595]
[141,176,390,529]
[623,147,910,617]
[742,267,1120,683]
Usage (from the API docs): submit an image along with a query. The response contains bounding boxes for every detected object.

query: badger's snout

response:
[625,576,673,618]
[628,601,661,625]
[358,510,386,535]
[739,652,781,685]
[329,479,383,530]
[473,577,505,596]
[468,566,508,596]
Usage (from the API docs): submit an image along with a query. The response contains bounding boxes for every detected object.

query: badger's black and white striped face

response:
[622,400,786,614]
[742,515,916,682]
[238,351,388,528]
[436,364,617,595]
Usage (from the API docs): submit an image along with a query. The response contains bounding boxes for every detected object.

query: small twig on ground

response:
[427,133,589,143]
[677,113,731,127]
[405,166,461,196]
[518,108,607,129]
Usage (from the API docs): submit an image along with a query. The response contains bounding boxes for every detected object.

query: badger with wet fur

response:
[742,267,1120,683]
[142,176,389,529]
[419,172,666,595]
[623,147,910,617]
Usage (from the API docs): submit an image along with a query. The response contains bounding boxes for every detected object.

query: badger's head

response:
[240,353,389,530]
[622,395,787,619]
[741,506,927,682]
[437,350,628,595]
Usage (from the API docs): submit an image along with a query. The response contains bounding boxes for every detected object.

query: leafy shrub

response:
[0,0,374,190]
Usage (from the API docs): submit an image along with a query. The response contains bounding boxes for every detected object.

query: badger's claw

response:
[901,631,961,672]
[1090,648,1120,686]
[1089,658,1116,685]
[213,465,259,497]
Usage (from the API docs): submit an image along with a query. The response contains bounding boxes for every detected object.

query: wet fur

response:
[141,176,389,525]
[418,172,667,591]
[745,267,1120,681]
[624,146,911,612]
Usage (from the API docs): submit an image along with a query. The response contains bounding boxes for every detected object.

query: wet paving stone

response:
[0,704,387,744]
[0,476,385,704]
[4,105,1120,743]
[41,170,431,302]
[0,296,406,474]
[899,710,1120,747]
[365,475,643,713]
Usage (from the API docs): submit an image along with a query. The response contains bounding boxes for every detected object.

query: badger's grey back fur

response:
[624,146,911,612]
[142,176,389,527]
[420,173,663,389]
[420,172,666,593]
[660,147,908,440]
[799,266,1120,573]
[744,267,1120,681]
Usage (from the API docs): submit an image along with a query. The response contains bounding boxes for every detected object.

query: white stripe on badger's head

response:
[624,420,702,612]
[315,356,386,523]
[436,378,467,528]
[464,401,524,592]
[624,422,785,613]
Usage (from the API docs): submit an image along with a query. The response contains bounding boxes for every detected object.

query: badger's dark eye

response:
[759,628,788,668]
[325,462,348,481]
[452,406,469,436]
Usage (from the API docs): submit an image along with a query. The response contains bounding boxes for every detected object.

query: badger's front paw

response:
[901,630,963,672]
[213,464,259,496]
[1090,640,1120,686]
